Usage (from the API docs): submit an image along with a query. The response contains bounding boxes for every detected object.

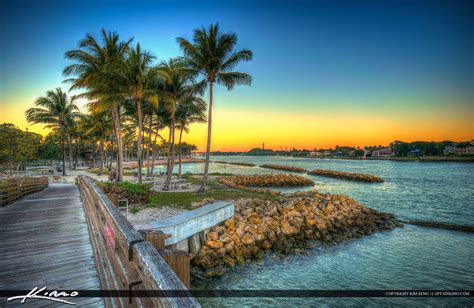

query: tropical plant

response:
[25,88,80,175]
[64,29,132,181]
[177,23,253,192]
[79,108,112,175]
[120,43,157,183]
[175,95,206,177]
[153,58,197,190]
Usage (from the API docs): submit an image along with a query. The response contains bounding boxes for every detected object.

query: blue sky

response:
[1,0,473,149]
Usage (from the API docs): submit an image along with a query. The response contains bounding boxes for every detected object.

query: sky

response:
[0,0,473,151]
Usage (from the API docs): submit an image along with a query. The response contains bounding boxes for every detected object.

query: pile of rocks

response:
[214,161,256,167]
[308,169,384,183]
[260,164,307,173]
[218,174,315,193]
[192,191,401,277]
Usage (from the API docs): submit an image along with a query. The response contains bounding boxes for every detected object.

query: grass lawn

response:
[87,168,135,176]
[146,176,280,210]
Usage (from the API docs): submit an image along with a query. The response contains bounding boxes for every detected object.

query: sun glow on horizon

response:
[1,0,472,152]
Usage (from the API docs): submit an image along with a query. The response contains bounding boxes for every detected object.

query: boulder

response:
[207,232,219,241]
[204,266,225,278]
[205,240,223,249]
[241,233,255,246]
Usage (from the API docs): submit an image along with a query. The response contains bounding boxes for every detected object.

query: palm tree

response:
[175,95,206,177]
[121,43,157,183]
[177,23,253,192]
[154,58,197,190]
[79,109,112,175]
[64,29,132,182]
[25,88,80,176]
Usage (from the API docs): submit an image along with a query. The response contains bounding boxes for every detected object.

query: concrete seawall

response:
[137,201,234,253]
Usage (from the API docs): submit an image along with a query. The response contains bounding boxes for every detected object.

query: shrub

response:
[98,181,152,204]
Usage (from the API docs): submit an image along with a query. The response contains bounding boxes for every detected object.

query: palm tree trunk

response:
[165,127,172,174]
[98,136,104,176]
[199,81,213,192]
[178,125,184,178]
[108,132,114,171]
[145,116,153,176]
[136,99,144,183]
[164,118,176,190]
[74,138,78,169]
[111,105,124,182]
[68,134,73,170]
[150,121,159,175]
[61,128,66,176]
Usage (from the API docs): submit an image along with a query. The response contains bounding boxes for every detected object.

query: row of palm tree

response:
[25,23,252,192]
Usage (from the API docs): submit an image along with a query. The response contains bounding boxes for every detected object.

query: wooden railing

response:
[78,175,200,307]
[0,176,49,206]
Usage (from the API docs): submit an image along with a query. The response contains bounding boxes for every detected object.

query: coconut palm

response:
[120,43,157,183]
[175,95,206,177]
[63,29,132,181]
[25,88,80,176]
[79,108,112,175]
[154,58,197,190]
[177,23,253,192]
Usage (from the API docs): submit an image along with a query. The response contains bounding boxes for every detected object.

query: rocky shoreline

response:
[192,191,401,277]
[308,169,384,182]
[260,164,307,173]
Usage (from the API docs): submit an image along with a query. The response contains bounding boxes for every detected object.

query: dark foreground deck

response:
[0,184,103,306]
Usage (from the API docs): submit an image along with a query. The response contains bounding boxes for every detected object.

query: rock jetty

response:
[308,169,384,182]
[214,161,256,167]
[192,191,401,277]
[218,174,315,194]
[260,164,307,173]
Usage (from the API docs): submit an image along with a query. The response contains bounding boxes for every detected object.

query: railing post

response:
[157,249,192,289]
[139,229,168,250]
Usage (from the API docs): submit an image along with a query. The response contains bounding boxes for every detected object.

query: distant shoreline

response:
[209,154,474,162]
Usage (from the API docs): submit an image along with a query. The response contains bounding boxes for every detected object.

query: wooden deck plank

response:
[0,184,104,307]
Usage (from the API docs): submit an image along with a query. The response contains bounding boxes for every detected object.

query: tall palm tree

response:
[25,88,80,176]
[79,109,112,175]
[63,29,132,182]
[154,58,196,190]
[177,23,253,192]
[121,43,157,183]
[175,95,207,177]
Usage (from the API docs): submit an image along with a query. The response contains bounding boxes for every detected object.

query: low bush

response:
[98,181,153,204]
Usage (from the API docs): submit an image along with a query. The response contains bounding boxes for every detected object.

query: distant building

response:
[362,149,370,158]
[444,145,474,155]
[371,147,393,157]
[309,151,323,157]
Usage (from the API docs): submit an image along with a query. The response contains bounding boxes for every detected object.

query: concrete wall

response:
[137,201,234,254]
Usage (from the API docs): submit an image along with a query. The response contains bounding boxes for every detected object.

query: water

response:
[180,156,474,306]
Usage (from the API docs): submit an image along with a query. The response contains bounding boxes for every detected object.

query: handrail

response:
[77,175,200,307]
[0,176,49,206]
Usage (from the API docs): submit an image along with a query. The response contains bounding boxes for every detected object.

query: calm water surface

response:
[178,156,473,306]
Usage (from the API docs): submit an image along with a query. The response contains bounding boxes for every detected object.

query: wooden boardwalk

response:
[0,184,104,306]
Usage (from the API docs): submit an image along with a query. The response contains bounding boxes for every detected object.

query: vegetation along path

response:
[0,184,103,306]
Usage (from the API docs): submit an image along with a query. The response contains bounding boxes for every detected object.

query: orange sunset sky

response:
[1,0,473,152]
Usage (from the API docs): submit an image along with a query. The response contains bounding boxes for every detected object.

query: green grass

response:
[87,168,134,176]
[146,177,279,210]
[130,207,140,214]
[86,168,109,175]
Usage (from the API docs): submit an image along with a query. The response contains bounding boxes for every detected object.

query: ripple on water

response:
[184,157,473,306]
